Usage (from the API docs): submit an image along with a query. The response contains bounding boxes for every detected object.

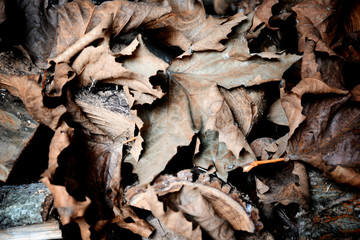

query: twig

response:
[243,158,285,172]
[122,136,138,144]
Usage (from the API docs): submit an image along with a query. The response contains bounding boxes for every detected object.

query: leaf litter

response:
[0,0,359,239]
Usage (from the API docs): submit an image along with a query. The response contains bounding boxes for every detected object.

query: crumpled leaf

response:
[286,92,360,187]
[42,121,74,179]
[46,63,76,97]
[72,34,167,105]
[168,36,301,89]
[295,15,335,55]
[292,0,336,46]
[145,0,246,56]
[169,186,236,240]
[281,76,348,137]
[41,177,91,225]
[267,99,288,126]
[128,186,202,240]
[17,0,171,66]
[255,161,310,208]
[0,74,66,130]
[126,170,262,234]
[251,0,278,31]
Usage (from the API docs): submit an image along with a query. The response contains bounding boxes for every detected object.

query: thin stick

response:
[243,158,285,172]
[122,136,138,144]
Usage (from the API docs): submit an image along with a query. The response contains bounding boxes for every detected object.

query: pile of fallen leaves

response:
[0,0,359,239]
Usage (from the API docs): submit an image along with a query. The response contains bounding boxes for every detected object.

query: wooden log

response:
[0,89,39,182]
[0,219,62,240]
[0,182,53,229]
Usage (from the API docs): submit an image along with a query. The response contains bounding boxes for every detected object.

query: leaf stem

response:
[123,136,138,144]
[243,158,285,172]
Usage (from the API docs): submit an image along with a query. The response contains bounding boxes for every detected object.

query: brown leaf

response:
[126,170,262,234]
[169,186,236,240]
[145,0,247,56]
[0,74,66,130]
[46,63,75,97]
[128,186,202,240]
[41,177,91,225]
[168,37,301,89]
[292,0,336,45]
[295,13,335,55]
[251,0,278,31]
[267,99,288,126]
[42,121,74,179]
[72,34,167,105]
[0,0,6,25]
[286,92,360,187]
[255,161,310,208]
[281,77,348,137]
[219,86,257,136]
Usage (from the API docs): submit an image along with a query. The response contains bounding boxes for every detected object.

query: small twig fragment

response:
[243,158,285,172]
[123,136,138,145]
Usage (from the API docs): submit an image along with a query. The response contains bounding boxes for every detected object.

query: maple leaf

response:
[144,0,247,56]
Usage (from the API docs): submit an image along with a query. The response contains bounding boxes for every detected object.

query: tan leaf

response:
[42,121,74,179]
[251,0,278,31]
[219,86,257,136]
[49,0,171,63]
[128,186,202,240]
[41,177,91,225]
[267,99,288,126]
[46,63,76,97]
[126,170,262,233]
[145,0,247,56]
[255,162,310,208]
[0,74,66,130]
[292,0,336,45]
[72,34,167,105]
[170,186,236,240]
[281,77,348,137]
[168,37,301,89]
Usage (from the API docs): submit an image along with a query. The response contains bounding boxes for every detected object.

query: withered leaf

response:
[0,74,66,130]
[168,37,301,89]
[267,99,288,126]
[281,76,348,137]
[286,93,360,187]
[145,0,247,56]
[251,0,278,31]
[41,177,91,225]
[128,186,202,240]
[255,161,309,208]
[72,34,167,105]
[292,0,336,45]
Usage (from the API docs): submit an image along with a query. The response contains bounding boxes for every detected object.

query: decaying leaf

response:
[41,177,91,225]
[281,76,348,137]
[126,170,263,233]
[0,74,66,130]
[145,0,247,56]
[72,34,167,105]
[255,161,309,208]
[286,92,360,187]
[267,99,288,126]
[251,0,278,31]
[168,37,301,89]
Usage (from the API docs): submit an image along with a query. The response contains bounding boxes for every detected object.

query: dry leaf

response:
[168,37,301,89]
[0,74,66,130]
[292,0,336,45]
[41,177,91,225]
[47,63,76,97]
[0,0,6,25]
[128,186,202,240]
[267,99,288,126]
[145,0,247,56]
[251,0,278,31]
[126,170,262,233]
[255,161,310,208]
[286,93,360,187]
[72,34,167,105]
[42,121,74,179]
[281,76,348,137]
